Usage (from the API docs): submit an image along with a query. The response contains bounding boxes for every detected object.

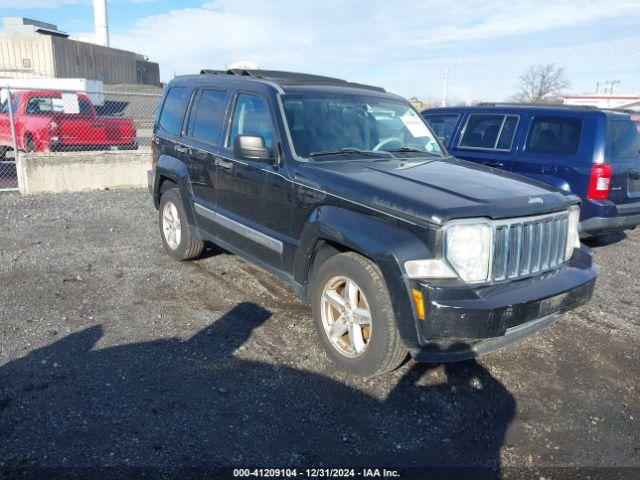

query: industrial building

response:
[0,16,160,86]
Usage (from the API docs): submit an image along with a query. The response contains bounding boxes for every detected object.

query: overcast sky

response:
[1,0,638,103]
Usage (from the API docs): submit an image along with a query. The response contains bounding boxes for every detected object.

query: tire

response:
[0,146,6,159]
[24,135,37,153]
[310,251,407,377]
[118,143,138,151]
[159,188,204,261]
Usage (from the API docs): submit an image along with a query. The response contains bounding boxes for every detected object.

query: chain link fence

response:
[0,84,162,191]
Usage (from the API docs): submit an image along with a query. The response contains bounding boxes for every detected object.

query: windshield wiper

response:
[309,148,392,158]
[385,146,443,157]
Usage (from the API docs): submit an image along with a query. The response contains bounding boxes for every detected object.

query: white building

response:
[563,94,640,111]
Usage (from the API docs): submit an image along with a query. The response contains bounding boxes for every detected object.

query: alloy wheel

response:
[320,276,372,358]
[162,201,182,250]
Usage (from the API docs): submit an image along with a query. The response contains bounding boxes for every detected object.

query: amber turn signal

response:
[411,289,426,320]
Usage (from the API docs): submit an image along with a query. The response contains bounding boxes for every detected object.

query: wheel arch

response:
[153,154,197,227]
[293,206,435,350]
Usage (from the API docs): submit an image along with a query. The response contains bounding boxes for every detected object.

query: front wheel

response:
[159,188,204,261]
[310,252,407,377]
[24,135,37,153]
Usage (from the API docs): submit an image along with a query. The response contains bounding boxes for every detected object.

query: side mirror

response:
[233,135,273,162]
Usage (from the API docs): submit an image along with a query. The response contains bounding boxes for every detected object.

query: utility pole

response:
[603,80,621,95]
[441,68,448,107]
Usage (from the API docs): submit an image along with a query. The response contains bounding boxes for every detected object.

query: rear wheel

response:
[159,188,204,261]
[24,135,36,153]
[310,251,407,377]
[0,146,6,159]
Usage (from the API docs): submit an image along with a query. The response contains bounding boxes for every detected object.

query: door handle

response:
[174,144,189,153]
[484,161,504,168]
[215,158,234,170]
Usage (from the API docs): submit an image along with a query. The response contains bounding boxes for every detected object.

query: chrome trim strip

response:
[193,203,283,254]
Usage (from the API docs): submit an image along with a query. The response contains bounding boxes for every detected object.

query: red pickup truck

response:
[0,90,137,155]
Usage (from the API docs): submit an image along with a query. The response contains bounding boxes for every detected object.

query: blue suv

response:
[422,104,640,237]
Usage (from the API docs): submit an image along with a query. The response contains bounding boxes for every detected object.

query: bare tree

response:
[514,64,570,103]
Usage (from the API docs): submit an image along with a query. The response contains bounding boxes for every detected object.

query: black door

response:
[215,92,291,270]
[179,88,229,233]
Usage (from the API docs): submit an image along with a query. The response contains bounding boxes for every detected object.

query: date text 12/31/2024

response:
[233,468,401,478]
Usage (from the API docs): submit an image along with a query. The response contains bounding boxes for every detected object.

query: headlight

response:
[444,223,493,283]
[565,206,581,260]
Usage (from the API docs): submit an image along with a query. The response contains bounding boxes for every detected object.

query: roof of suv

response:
[170,69,394,97]
[423,103,636,119]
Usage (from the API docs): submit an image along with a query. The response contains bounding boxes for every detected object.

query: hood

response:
[295,157,578,225]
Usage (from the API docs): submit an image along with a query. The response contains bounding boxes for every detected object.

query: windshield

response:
[282,93,443,159]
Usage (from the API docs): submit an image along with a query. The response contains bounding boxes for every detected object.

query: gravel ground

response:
[0,189,638,473]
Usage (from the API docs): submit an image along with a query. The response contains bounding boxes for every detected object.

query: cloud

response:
[100,0,640,99]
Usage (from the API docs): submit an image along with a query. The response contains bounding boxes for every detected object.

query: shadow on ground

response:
[0,303,515,474]
[583,231,628,248]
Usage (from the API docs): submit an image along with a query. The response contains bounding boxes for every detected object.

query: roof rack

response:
[199,69,386,92]
[477,102,600,111]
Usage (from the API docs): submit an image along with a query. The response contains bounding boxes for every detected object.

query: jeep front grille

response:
[491,211,569,282]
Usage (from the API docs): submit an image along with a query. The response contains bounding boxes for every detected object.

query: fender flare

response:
[293,206,435,349]
[153,154,197,227]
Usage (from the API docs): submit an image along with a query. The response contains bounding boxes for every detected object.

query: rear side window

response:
[158,87,190,136]
[526,116,582,156]
[228,93,275,149]
[608,119,640,160]
[190,89,227,145]
[424,114,459,144]
[79,99,93,115]
[459,114,519,150]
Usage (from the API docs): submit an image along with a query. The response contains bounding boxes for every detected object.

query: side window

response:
[526,116,582,156]
[460,114,519,150]
[26,97,49,115]
[2,96,18,114]
[424,114,459,144]
[228,93,275,149]
[78,98,93,115]
[189,89,227,145]
[460,114,503,148]
[158,87,190,136]
[496,116,519,150]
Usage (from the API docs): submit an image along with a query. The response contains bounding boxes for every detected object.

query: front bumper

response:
[409,246,597,361]
[580,199,640,235]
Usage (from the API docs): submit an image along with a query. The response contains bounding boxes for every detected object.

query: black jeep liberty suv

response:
[148,69,597,376]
